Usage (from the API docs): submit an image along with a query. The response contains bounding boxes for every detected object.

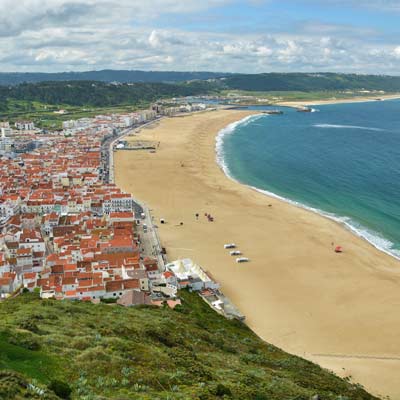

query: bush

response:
[8,331,41,351]
[173,304,189,314]
[144,327,178,347]
[100,298,118,304]
[18,318,40,334]
[48,380,72,399]
[215,383,232,397]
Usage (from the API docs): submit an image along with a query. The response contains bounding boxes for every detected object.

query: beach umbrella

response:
[335,246,343,253]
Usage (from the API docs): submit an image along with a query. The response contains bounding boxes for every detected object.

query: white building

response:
[1,127,13,138]
[0,199,20,220]
[103,193,134,214]
[166,259,220,291]
[15,121,35,130]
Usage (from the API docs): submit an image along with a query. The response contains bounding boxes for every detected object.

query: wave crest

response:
[216,116,400,261]
[314,124,385,132]
[215,114,264,178]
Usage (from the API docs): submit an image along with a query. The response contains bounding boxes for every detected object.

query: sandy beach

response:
[115,109,400,398]
[277,93,400,108]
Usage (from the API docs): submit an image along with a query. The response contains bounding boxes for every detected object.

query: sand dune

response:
[115,110,400,398]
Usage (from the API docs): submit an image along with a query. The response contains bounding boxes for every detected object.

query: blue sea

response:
[217,100,400,259]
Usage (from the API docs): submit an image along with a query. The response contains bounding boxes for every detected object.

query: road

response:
[101,118,166,270]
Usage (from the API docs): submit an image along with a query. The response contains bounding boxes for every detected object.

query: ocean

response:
[217,100,400,259]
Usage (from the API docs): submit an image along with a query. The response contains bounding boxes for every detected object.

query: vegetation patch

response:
[0,291,378,399]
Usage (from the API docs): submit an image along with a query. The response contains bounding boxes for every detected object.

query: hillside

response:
[0,70,228,86]
[1,70,400,93]
[220,72,400,92]
[0,81,215,109]
[0,291,378,400]
[0,80,216,128]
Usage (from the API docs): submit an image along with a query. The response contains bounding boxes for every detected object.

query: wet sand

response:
[115,109,400,398]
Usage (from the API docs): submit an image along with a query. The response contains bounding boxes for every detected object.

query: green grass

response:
[0,99,149,130]
[0,334,58,383]
[0,291,378,399]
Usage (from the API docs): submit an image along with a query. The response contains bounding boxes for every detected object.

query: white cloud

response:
[0,0,399,73]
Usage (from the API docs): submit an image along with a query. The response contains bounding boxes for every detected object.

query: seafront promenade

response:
[105,119,167,270]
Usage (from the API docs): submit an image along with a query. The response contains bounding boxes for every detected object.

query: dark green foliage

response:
[0,291,379,399]
[1,70,400,93]
[221,72,400,92]
[18,317,40,333]
[0,70,227,86]
[100,297,118,304]
[48,380,72,399]
[0,80,216,108]
[215,383,232,397]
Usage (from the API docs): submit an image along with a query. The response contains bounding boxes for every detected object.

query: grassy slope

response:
[0,291,378,400]
[0,100,149,130]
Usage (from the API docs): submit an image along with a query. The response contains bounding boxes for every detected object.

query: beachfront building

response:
[166,258,220,291]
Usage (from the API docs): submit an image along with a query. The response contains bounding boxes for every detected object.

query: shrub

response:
[100,298,118,304]
[48,380,72,399]
[18,318,40,334]
[215,383,232,397]
[8,331,41,351]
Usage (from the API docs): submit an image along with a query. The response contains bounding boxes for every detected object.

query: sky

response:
[1,0,400,74]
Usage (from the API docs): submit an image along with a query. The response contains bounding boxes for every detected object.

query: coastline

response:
[276,92,400,108]
[215,113,400,261]
[115,109,400,398]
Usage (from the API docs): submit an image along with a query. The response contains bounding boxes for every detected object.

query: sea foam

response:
[216,115,400,261]
[314,124,385,132]
[215,114,264,178]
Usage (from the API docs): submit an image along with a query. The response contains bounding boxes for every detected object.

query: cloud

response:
[0,0,399,74]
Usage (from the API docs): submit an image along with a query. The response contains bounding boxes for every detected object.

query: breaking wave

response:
[314,124,385,132]
[215,114,264,178]
[216,116,400,261]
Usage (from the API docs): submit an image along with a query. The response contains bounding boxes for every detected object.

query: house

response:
[144,259,161,280]
[19,229,46,253]
[0,272,20,295]
[117,290,152,307]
